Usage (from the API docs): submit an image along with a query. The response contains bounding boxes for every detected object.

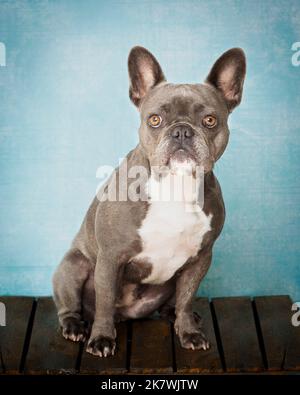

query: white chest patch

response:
[134,171,212,285]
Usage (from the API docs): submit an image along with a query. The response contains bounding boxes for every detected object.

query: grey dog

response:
[53,46,246,357]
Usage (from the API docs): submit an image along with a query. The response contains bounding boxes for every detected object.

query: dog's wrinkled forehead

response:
[140,83,228,121]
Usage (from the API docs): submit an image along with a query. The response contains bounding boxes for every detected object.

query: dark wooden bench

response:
[0,296,299,374]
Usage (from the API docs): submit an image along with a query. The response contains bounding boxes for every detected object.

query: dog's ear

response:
[128,46,166,107]
[206,48,246,112]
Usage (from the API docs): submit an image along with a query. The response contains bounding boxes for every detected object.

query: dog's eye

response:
[202,115,217,128]
[148,114,162,128]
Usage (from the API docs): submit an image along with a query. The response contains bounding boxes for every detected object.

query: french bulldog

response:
[53,46,246,357]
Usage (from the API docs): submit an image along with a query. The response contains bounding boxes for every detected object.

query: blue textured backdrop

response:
[0,0,299,299]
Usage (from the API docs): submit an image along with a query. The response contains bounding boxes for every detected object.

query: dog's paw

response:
[61,317,87,342]
[86,335,116,358]
[180,331,210,351]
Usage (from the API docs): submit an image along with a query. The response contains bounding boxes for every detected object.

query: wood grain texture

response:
[24,297,80,374]
[0,296,34,374]
[1,295,299,375]
[130,318,173,373]
[174,298,223,373]
[212,297,264,372]
[254,295,292,370]
[80,322,128,374]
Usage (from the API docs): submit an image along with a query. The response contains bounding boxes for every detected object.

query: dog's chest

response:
[135,175,212,284]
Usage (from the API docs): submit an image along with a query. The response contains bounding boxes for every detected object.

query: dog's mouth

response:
[168,148,197,174]
[169,147,196,162]
[152,137,213,174]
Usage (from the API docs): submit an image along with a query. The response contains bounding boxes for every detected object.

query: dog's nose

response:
[171,125,194,141]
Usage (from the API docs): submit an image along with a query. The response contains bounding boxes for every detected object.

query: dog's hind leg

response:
[52,249,92,342]
[158,293,176,323]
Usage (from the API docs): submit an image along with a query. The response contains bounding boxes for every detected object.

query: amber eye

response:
[148,114,162,128]
[202,115,217,128]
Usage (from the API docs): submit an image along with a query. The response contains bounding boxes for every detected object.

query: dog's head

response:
[128,46,246,174]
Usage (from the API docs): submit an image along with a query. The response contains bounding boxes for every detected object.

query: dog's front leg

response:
[87,252,118,357]
[175,248,212,351]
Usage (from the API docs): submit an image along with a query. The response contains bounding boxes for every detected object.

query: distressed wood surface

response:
[254,296,292,370]
[212,297,264,372]
[0,295,299,374]
[284,300,300,371]
[24,297,80,374]
[130,318,173,373]
[0,297,34,374]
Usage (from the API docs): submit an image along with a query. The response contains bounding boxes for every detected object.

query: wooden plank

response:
[254,296,292,371]
[174,298,223,373]
[0,296,34,374]
[25,297,80,374]
[80,322,128,374]
[130,318,173,373]
[0,350,3,373]
[284,300,300,371]
[212,297,264,372]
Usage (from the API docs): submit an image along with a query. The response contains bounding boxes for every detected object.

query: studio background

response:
[0,0,299,300]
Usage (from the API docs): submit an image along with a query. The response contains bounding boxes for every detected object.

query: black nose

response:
[171,125,194,141]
